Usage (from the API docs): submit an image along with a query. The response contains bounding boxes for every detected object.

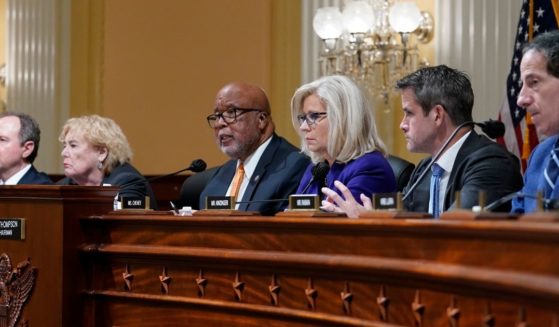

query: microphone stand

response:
[147,167,197,183]
[402,121,474,202]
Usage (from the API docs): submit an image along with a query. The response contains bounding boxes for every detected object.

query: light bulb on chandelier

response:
[313,0,434,109]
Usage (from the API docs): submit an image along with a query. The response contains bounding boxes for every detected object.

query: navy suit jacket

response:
[512,135,559,213]
[199,134,309,215]
[296,151,397,204]
[58,162,158,209]
[18,165,53,185]
[403,131,523,213]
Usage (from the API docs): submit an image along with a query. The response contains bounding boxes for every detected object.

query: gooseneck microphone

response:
[300,161,330,194]
[147,159,207,182]
[114,159,206,209]
[402,121,473,202]
[402,119,504,202]
[484,192,559,212]
[474,119,505,139]
[483,192,523,211]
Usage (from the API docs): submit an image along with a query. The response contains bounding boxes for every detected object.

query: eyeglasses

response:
[206,107,261,128]
[296,112,327,127]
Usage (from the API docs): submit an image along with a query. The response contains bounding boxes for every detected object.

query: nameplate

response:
[206,196,235,210]
[289,194,320,211]
[0,218,25,240]
[372,193,401,210]
[121,196,150,209]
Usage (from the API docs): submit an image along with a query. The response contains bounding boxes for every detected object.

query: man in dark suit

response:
[200,82,309,215]
[321,65,522,217]
[0,112,52,185]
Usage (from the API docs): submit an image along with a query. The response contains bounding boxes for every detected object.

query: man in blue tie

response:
[513,31,559,213]
[321,65,523,218]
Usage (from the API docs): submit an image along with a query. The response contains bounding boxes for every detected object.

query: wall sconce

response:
[313,0,434,108]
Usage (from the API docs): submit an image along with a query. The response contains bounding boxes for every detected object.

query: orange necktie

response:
[229,162,245,200]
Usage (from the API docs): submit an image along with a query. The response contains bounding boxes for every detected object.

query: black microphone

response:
[402,119,505,203]
[483,191,523,211]
[115,159,206,210]
[484,192,558,211]
[402,121,473,201]
[301,161,330,194]
[147,159,207,182]
[474,119,505,139]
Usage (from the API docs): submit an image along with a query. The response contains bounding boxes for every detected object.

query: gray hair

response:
[523,30,559,78]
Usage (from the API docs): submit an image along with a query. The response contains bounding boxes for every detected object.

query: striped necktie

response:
[430,163,445,218]
[543,140,559,198]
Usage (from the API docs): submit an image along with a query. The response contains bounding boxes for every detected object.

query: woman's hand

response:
[320,180,373,218]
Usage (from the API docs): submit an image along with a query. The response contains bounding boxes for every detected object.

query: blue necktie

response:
[430,163,445,218]
[543,140,559,198]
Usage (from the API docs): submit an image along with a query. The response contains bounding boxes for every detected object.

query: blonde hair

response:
[59,115,133,173]
[290,75,387,163]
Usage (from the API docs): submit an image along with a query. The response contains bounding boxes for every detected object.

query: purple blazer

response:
[296,151,397,204]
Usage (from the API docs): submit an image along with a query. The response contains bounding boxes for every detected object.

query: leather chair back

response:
[387,155,415,192]
[178,166,219,209]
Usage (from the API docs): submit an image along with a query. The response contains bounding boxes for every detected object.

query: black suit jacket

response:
[18,165,53,185]
[200,134,310,215]
[58,162,158,209]
[403,132,523,213]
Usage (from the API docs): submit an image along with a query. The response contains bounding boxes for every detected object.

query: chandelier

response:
[312,0,434,106]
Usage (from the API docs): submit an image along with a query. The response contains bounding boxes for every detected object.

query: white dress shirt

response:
[226,136,273,209]
[0,164,32,185]
[428,131,471,215]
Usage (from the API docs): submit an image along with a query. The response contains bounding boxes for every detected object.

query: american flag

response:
[498,0,559,170]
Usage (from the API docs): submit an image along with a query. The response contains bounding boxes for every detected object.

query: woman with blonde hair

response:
[291,75,396,207]
[58,115,157,209]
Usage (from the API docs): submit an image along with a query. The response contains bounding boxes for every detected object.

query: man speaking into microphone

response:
[200,82,309,215]
[322,65,523,218]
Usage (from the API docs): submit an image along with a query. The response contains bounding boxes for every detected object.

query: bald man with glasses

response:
[200,82,309,215]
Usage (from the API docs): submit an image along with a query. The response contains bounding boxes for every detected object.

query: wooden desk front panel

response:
[0,186,117,327]
[80,213,559,326]
[84,214,559,275]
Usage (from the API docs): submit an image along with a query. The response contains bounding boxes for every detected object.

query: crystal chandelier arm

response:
[416,11,434,43]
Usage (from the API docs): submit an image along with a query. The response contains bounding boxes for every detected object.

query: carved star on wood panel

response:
[447,296,460,327]
[232,272,245,302]
[340,281,353,316]
[159,267,171,294]
[517,307,529,327]
[122,264,134,291]
[483,301,495,327]
[377,285,390,321]
[305,278,318,310]
[412,290,425,327]
[196,269,208,298]
[268,274,281,306]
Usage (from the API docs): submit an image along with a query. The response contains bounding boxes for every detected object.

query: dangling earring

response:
[97,161,103,170]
